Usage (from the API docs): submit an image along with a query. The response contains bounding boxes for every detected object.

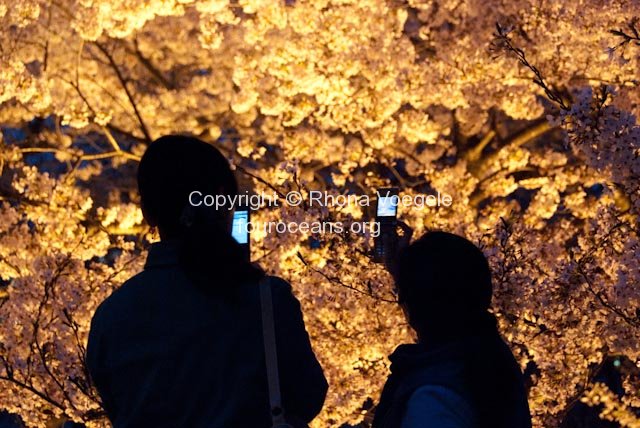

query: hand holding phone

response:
[374,188,399,262]
[385,220,413,278]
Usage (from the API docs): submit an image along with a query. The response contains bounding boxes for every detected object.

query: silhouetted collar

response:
[144,240,180,269]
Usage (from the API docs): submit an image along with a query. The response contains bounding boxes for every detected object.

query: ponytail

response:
[177,204,264,293]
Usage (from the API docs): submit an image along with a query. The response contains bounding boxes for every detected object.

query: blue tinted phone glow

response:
[231,210,249,244]
[376,196,398,217]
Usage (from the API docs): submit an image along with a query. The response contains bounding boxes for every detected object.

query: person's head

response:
[395,231,493,342]
[137,135,262,290]
[138,135,236,239]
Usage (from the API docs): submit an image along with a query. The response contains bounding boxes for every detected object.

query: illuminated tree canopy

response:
[0,0,639,427]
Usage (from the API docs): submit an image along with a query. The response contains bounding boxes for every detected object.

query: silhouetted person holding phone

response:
[86,135,327,427]
[373,230,531,428]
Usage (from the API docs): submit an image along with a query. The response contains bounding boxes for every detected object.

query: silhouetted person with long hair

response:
[86,135,327,427]
[373,230,531,428]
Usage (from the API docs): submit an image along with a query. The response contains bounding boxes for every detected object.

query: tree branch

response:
[491,23,570,110]
[297,251,397,303]
[610,17,640,52]
[128,38,175,90]
[93,42,153,143]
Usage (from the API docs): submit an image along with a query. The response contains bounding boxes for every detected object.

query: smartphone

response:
[231,208,250,260]
[373,188,399,262]
[376,188,399,222]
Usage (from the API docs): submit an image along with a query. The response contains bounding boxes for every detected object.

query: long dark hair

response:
[137,135,263,292]
[395,231,494,342]
[395,231,531,428]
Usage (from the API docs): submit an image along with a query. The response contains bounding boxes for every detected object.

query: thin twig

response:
[129,38,174,89]
[610,17,640,52]
[491,23,569,110]
[93,42,153,143]
[297,251,397,303]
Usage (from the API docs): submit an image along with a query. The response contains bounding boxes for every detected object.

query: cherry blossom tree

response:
[0,0,639,427]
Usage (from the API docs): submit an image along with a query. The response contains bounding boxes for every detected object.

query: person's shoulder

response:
[90,270,151,326]
[261,275,301,307]
[265,275,292,292]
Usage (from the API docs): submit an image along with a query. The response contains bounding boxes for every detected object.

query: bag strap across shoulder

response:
[259,276,292,428]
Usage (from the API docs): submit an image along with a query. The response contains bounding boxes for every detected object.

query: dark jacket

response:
[86,241,328,428]
[373,315,531,428]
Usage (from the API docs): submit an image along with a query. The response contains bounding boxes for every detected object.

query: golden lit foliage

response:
[1,0,639,427]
